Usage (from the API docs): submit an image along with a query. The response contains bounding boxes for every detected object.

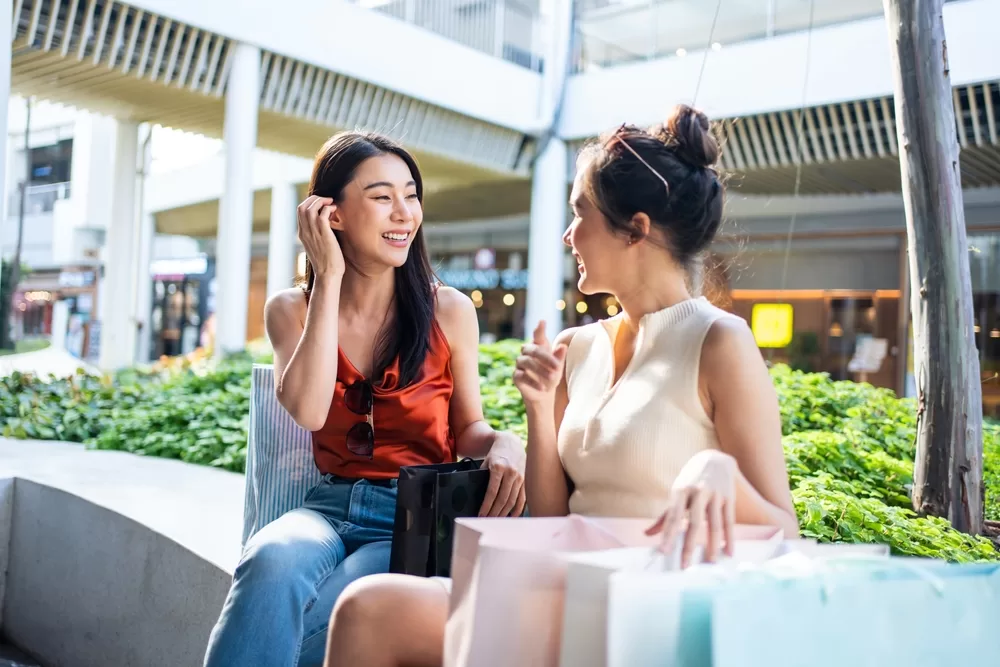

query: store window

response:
[970,232,1000,415]
[433,249,530,342]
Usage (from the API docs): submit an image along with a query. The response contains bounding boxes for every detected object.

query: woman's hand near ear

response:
[297,195,345,278]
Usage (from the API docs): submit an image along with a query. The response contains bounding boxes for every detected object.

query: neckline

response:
[599,297,707,395]
[337,319,450,393]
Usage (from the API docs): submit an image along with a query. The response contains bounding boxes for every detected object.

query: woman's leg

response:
[203,507,346,667]
[298,540,392,666]
[296,478,398,666]
[324,574,450,667]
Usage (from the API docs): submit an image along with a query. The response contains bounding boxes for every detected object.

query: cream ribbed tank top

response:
[558,297,744,518]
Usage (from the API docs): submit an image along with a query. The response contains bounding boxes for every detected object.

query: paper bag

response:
[605,544,893,667]
[389,458,489,577]
[559,525,784,667]
[712,555,1000,667]
[443,515,658,667]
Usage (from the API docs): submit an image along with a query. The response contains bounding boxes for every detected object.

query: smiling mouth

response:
[382,232,410,242]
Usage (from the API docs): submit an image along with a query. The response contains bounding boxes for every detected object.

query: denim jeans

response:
[204,475,397,667]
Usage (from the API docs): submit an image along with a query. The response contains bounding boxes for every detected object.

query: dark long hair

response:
[299,131,436,387]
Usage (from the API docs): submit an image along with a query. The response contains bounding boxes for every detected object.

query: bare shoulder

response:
[553,326,581,350]
[435,285,474,319]
[264,288,307,330]
[434,285,477,347]
[701,315,764,379]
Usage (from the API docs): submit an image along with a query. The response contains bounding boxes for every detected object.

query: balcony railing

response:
[7,181,71,217]
[349,0,545,72]
[571,0,960,73]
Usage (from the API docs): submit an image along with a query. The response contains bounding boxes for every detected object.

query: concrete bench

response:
[0,439,244,667]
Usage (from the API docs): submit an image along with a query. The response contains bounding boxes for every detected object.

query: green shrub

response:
[985,421,1000,523]
[0,347,997,560]
[783,431,913,508]
[793,475,998,562]
[479,341,527,441]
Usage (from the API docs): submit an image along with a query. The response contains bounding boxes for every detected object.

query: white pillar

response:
[267,181,297,298]
[134,212,155,364]
[51,300,69,352]
[99,120,140,370]
[525,137,568,339]
[0,0,10,294]
[214,42,260,358]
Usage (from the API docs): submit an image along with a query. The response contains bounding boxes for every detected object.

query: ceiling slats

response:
[11,0,529,173]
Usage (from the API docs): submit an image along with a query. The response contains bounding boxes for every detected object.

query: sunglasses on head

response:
[344,379,375,459]
[604,123,671,195]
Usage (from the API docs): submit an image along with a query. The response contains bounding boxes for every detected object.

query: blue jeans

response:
[204,475,397,667]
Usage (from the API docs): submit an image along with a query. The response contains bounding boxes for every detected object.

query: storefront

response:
[970,231,1000,416]
[713,233,906,392]
[434,248,531,341]
[147,256,215,360]
[13,265,100,360]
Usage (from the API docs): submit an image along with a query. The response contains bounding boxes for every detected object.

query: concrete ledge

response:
[0,439,247,667]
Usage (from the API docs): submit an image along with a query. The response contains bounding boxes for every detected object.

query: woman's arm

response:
[265,195,345,432]
[522,326,576,518]
[265,278,342,432]
[700,318,799,536]
[436,286,526,517]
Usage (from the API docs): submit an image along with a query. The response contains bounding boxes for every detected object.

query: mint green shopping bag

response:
[711,557,1000,667]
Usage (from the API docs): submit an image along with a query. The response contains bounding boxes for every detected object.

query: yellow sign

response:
[751,303,794,348]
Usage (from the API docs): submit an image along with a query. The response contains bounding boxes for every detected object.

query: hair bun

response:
[650,104,720,169]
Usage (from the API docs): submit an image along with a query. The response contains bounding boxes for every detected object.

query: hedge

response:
[1,342,997,561]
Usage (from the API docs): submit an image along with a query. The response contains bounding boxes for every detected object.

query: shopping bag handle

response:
[752,553,947,599]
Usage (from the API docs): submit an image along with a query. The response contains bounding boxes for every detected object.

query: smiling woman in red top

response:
[203,131,527,667]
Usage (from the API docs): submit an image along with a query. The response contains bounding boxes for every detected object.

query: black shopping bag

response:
[389,458,490,578]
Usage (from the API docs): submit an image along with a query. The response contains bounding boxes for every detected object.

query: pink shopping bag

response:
[442,515,783,667]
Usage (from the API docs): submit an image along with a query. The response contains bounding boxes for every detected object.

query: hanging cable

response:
[779,0,818,292]
[692,0,724,107]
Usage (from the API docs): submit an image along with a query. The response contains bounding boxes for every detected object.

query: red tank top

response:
[311,320,456,479]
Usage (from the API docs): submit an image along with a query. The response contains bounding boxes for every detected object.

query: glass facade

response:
[970,232,1000,416]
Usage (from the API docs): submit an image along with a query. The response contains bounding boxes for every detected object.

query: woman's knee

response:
[329,575,399,632]
[235,511,341,586]
[326,575,450,667]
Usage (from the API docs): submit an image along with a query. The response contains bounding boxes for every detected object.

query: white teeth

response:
[382,233,409,241]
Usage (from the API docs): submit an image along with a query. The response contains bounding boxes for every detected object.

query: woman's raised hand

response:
[297,195,346,278]
[513,321,567,407]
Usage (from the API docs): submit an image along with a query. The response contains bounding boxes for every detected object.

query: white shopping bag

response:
[558,525,785,667]
[605,542,893,667]
[443,515,659,667]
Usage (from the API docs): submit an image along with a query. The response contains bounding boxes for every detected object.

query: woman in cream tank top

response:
[558,296,739,519]
[321,105,798,667]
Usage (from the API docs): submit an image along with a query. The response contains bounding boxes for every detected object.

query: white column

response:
[214,42,260,358]
[525,137,568,339]
[98,120,140,370]
[0,0,10,274]
[133,212,155,364]
[267,181,297,298]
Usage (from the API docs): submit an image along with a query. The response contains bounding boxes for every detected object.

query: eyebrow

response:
[362,180,416,191]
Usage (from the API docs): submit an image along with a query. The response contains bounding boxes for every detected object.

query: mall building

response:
[2,0,997,412]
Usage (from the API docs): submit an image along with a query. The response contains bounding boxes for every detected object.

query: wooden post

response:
[882,0,983,535]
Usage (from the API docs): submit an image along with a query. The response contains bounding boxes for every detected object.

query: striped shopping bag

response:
[241,364,323,546]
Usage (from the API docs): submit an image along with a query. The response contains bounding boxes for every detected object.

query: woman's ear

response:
[629,212,651,244]
[328,202,346,231]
